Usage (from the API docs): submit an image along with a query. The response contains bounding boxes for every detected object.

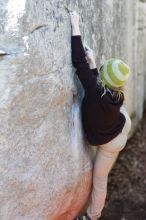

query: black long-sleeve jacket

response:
[71,35,126,145]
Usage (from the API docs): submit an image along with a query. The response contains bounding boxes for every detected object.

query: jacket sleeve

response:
[71,35,99,92]
[91,68,99,77]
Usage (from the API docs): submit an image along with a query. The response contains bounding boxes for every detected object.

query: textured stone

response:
[139,2,146,105]
[0,0,146,220]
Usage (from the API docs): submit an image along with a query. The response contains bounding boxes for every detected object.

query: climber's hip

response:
[98,106,131,152]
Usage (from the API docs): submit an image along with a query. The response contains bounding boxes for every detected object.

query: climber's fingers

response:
[70,11,79,16]
[70,11,80,20]
[84,44,92,52]
[85,46,95,65]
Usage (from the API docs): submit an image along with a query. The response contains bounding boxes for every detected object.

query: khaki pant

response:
[87,106,131,220]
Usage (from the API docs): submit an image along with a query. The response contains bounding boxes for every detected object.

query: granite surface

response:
[0,0,146,219]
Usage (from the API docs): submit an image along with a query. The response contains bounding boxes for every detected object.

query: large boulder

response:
[0,1,92,219]
[0,0,146,220]
[138,1,146,106]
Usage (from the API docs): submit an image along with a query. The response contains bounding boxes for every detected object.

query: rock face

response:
[138,1,146,106]
[0,0,146,220]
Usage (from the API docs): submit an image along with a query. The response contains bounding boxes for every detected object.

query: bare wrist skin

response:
[89,62,97,69]
[72,26,80,36]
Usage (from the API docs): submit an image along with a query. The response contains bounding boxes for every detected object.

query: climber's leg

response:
[87,133,129,220]
[87,148,119,219]
[87,106,131,220]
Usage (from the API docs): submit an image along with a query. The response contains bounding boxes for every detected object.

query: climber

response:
[70,11,132,220]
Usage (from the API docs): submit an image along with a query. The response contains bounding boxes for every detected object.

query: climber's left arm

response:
[70,11,99,92]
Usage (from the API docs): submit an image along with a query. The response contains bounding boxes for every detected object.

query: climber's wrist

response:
[72,26,81,36]
[89,62,97,69]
